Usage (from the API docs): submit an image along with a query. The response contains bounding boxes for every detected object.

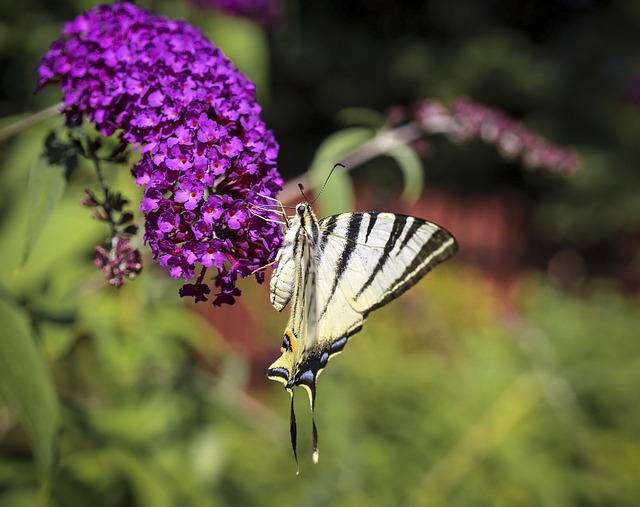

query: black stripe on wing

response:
[397,216,423,252]
[318,213,364,317]
[366,227,457,315]
[364,212,379,242]
[316,214,339,255]
[354,214,407,299]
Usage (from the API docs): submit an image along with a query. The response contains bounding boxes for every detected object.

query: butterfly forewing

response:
[316,212,457,325]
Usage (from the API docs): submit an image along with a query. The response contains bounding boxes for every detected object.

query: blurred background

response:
[1,0,640,505]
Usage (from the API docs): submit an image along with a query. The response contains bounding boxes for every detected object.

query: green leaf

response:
[309,127,375,216]
[336,107,388,128]
[22,131,75,265]
[385,143,424,204]
[0,297,59,497]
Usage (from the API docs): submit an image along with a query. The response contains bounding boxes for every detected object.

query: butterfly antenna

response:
[297,183,310,204]
[310,162,345,206]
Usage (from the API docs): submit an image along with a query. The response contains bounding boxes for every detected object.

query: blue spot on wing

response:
[299,369,315,383]
[330,336,348,354]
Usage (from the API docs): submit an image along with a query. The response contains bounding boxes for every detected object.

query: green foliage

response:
[1,1,639,506]
[0,297,59,499]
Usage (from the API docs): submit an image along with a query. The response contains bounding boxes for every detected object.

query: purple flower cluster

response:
[413,98,580,175]
[81,186,143,287]
[187,0,279,28]
[94,237,143,288]
[38,2,283,305]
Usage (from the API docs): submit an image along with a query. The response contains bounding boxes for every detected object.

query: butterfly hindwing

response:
[267,203,457,469]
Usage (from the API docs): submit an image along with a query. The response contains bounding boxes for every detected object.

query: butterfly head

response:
[296,202,307,215]
[288,202,319,245]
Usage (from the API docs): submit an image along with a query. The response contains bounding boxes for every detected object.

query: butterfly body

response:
[267,202,457,468]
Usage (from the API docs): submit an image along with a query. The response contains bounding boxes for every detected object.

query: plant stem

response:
[85,141,117,239]
[0,104,61,143]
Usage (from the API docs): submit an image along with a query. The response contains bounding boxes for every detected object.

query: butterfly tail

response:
[298,377,319,465]
[289,390,299,475]
[312,402,319,464]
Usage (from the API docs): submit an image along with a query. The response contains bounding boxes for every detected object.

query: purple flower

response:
[94,237,143,287]
[413,98,580,175]
[174,178,205,210]
[39,2,283,305]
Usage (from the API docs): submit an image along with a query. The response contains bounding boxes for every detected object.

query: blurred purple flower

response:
[413,98,579,175]
[38,2,283,305]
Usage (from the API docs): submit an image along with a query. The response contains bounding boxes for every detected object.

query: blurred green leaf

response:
[1,189,103,298]
[309,127,374,216]
[0,297,59,496]
[40,320,76,361]
[199,15,269,97]
[22,130,75,265]
[66,448,175,507]
[0,488,40,507]
[337,108,388,128]
[88,393,195,446]
[385,142,424,204]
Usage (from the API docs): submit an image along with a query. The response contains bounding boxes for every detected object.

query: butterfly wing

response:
[289,211,458,392]
[315,211,457,343]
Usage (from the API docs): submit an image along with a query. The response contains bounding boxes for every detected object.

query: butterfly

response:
[267,200,457,471]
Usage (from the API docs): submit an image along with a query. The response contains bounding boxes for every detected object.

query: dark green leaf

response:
[118,212,134,225]
[43,130,78,173]
[107,191,128,212]
[0,297,59,497]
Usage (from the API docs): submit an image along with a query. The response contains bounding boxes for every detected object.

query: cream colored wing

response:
[314,211,458,343]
